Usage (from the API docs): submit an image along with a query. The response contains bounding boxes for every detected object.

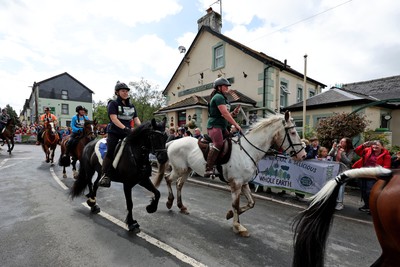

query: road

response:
[0,144,381,267]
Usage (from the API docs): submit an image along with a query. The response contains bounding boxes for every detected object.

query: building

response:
[156,8,325,132]
[21,72,94,127]
[284,75,400,146]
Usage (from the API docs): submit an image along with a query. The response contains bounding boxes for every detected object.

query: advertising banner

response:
[253,156,341,195]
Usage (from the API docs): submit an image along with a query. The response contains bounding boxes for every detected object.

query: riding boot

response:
[204,147,220,178]
[99,157,113,188]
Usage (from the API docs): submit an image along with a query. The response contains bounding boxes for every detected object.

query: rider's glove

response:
[123,127,131,135]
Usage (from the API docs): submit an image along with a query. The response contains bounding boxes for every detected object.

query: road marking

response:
[82,203,207,267]
[50,167,69,190]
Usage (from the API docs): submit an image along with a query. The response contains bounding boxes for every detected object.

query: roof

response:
[163,26,326,94]
[35,72,94,94]
[155,89,257,113]
[284,75,400,111]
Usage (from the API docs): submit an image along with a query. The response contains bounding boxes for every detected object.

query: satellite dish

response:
[178,46,186,54]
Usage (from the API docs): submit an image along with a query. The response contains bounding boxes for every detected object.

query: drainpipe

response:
[263,65,272,118]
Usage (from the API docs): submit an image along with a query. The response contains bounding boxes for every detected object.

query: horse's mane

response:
[125,121,152,145]
[84,120,94,125]
[247,114,283,134]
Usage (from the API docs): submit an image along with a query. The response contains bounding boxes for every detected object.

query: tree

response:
[316,112,370,147]
[128,78,166,122]
[92,100,109,124]
[4,104,20,126]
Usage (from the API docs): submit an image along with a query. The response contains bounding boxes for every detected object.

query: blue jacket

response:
[71,114,90,134]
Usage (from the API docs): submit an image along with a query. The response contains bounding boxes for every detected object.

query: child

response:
[317,146,331,161]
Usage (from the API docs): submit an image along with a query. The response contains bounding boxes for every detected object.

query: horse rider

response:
[0,108,10,133]
[62,105,90,158]
[36,107,59,145]
[98,81,142,188]
[205,77,241,177]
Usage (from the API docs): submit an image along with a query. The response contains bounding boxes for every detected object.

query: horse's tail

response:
[292,167,392,267]
[58,154,71,167]
[153,141,172,188]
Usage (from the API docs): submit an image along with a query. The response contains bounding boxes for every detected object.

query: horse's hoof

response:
[226,210,233,220]
[239,230,250,237]
[146,199,158,213]
[63,174,67,179]
[46,159,50,163]
[233,223,250,237]
[87,198,96,207]
[128,222,141,233]
[166,201,173,210]
[180,208,189,215]
[91,204,100,214]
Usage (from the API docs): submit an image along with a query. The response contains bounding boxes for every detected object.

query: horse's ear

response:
[151,118,157,128]
[284,110,290,122]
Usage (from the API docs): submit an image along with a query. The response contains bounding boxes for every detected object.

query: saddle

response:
[198,134,232,166]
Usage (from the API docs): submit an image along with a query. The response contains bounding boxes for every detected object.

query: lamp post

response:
[302,54,307,139]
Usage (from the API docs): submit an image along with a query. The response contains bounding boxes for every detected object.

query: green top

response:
[207,92,231,129]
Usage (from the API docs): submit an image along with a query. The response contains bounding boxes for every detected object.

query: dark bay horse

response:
[70,119,168,232]
[58,120,97,178]
[41,121,59,165]
[292,167,398,267]
[0,118,15,154]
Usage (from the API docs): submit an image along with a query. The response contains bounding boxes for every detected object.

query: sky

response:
[1,0,400,113]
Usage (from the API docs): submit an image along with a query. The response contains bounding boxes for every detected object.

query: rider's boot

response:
[99,157,112,188]
[204,147,220,178]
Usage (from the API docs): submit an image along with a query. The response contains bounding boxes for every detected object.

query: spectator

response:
[317,146,331,161]
[391,151,400,169]
[306,137,319,159]
[329,137,355,210]
[352,140,391,213]
[193,128,203,139]
[166,128,176,143]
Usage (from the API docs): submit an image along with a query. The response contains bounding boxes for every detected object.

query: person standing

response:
[36,107,58,145]
[98,81,141,188]
[352,140,391,213]
[329,137,355,210]
[193,128,204,139]
[305,137,320,159]
[63,105,90,158]
[205,77,241,177]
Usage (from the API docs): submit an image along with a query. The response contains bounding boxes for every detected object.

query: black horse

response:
[0,118,15,154]
[70,118,168,232]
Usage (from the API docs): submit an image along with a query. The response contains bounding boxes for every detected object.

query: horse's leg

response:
[227,181,249,237]
[176,172,189,214]
[226,184,255,219]
[123,184,140,233]
[164,172,175,210]
[72,159,78,179]
[50,147,56,165]
[62,166,67,179]
[139,178,160,213]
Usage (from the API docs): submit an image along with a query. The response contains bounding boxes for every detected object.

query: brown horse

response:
[58,120,97,178]
[292,167,399,267]
[0,118,15,154]
[41,121,59,165]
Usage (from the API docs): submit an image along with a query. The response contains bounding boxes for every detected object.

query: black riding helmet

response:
[115,81,130,95]
[213,77,231,89]
[76,105,85,113]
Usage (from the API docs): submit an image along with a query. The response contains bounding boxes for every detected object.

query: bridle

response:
[147,129,168,154]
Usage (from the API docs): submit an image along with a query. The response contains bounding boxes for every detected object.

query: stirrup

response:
[99,175,111,188]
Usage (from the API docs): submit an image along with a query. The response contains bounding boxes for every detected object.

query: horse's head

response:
[274,111,306,160]
[83,120,97,140]
[149,118,168,164]
[48,122,57,134]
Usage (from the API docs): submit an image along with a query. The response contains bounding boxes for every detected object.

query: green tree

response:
[316,112,370,147]
[128,78,166,122]
[4,104,20,126]
[92,100,109,124]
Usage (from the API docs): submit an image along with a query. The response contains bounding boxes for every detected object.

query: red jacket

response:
[352,144,391,169]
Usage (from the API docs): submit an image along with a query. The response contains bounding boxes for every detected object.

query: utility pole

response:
[302,54,307,139]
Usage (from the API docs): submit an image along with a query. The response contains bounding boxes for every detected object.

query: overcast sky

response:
[1,0,400,113]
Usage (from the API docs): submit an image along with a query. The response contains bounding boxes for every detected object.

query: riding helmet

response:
[213,77,231,89]
[76,105,85,113]
[115,81,130,94]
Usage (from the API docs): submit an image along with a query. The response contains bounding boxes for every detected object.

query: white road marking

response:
[50,167,68,190]
[82,203,207,267]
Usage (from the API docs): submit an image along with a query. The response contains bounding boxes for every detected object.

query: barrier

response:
[252,155,341,195]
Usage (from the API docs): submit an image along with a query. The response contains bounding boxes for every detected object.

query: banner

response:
[252,156,341,195]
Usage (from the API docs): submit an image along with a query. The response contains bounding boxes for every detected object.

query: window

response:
[213,44,224,69]
[309,90,315,98]
[61,90,68,100]
[280,82,289,108]
[61,104,69,115]
[297,87,303,103]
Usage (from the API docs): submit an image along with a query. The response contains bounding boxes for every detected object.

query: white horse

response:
[154,111,306,237]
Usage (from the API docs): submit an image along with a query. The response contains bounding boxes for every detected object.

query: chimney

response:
[197,7,222,33]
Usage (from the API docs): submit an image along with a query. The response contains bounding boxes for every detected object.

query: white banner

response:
[253,156,341,195]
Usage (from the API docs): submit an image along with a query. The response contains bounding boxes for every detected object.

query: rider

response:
[63,105,90,158]
[37,107,59,145]
[0,108,10,133]
[98,81,142,188]
[205,77,241,177]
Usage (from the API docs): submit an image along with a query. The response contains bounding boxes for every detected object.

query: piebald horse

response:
[41,121,59,165]
[155,111,306,237]
[292,167,399,267]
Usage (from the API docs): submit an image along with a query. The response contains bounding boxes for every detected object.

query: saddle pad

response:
[94,137,127,169]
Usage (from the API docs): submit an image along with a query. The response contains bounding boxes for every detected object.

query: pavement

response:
[186,173,373,223]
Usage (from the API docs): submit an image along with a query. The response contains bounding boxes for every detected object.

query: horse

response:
[154,111,306,237]
[0,118,15,154]
[58,120,97,178]
[292,167,399,267]
[41,121,59,165]
[70,118,168,232]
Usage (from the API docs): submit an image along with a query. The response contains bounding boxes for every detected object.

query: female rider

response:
[98,81,141,187]
[205,77,241,177]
